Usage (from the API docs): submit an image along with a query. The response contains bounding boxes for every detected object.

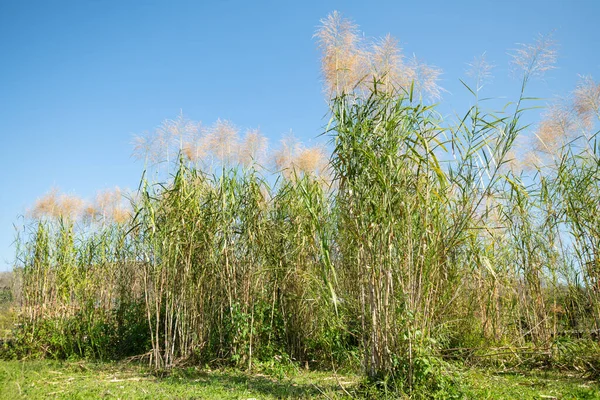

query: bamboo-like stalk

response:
[10,14,600,394]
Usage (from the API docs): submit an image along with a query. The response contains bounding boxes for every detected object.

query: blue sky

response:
[1,0,599,271]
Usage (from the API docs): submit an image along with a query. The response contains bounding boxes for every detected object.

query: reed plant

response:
[9,11,600,396]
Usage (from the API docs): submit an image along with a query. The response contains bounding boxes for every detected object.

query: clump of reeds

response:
[15,186,145,359]
[11,11,600,397]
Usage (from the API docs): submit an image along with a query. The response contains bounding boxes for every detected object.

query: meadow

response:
[3,12,600,398]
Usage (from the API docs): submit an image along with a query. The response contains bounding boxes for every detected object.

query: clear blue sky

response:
[1,0,599,271]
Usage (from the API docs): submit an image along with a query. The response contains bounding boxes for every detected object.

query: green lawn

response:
[0,360,356,399]
[0,360,598,399]
[463,369,600,400]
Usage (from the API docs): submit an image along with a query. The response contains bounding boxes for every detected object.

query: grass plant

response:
[6,11,600,398]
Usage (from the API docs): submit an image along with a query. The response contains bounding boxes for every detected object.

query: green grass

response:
[0,360,357,399]
[0,360,598,399]
[463,368,600,400]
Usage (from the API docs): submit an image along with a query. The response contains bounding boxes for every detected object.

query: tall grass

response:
[10,10,600,395]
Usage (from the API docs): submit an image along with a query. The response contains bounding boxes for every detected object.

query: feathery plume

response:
[274,134,330,180]
[96,187,121,213]
[273,134,299,178]
[315,11,367,97]
[95,187,129,223]
[159,113,200,150]
[132,133,152,162]
[132,129,166,165]
[205,119,240,164]
[466,53,494,92]
[111,207,131,225]
[83,204,99,222]
[30,189,85,220]
[58,194,84,220]
[521,151,543,171]
[509,33,557,79]
[504,150,521,174]
[133,114,201,165]
[573,75,600,126]
[407,55,443,100]
[295,145,329,176]
[95,187,133,224]
[534,100,576,156]
[239,129,268,167]
[30,189,60,219]
[369,34,412,93]
[182,140,207,163]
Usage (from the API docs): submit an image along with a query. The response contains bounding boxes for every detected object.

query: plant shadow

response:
[157,368,348,399]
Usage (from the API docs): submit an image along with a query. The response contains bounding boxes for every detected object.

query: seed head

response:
[295,145,328,176]
[58,194,84,220]
[96,187,122,212]
[30,189,60,219]
[182,140,207,163]
[132,133,152,162]
[466,53,494,92]
[205,119,240,163]
[94,187,130,224]
[83,204,99,221]
[160,113,200,147]
[407,56,443,100]
[369,34,408,92]
[274,134,295,167]
[239,129,268,167]
[315,11,367,97]
[534,101,576,156]
[573,75,600,126]
[521,151,543,171]
[133,114,201,165]
[504,150,521,174]
[30,189,84,220]
[510,34,557,79]
[111,207,130,225]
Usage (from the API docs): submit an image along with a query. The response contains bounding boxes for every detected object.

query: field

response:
[4,11,600,399]
[0,360,598,399]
